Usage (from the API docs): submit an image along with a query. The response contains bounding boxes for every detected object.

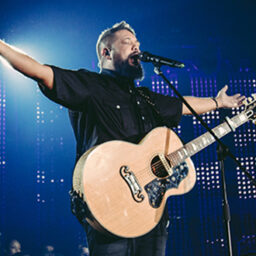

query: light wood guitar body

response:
[73,127,195,237]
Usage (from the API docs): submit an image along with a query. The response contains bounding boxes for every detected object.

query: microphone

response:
[138,51,185,68]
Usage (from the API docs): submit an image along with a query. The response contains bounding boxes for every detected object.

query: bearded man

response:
[0,21,244,256]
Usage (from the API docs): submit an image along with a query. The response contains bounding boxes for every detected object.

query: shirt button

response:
[141,116,145,120]
[137,101,140,105]
[116,105,121,109]
[129,89,133,94]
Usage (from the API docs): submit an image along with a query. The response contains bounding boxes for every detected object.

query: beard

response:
[113,53,144,81]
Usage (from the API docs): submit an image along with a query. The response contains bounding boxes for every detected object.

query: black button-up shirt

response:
[40,67,182,160]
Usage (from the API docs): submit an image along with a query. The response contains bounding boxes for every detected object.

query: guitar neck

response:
[168,111,250,167]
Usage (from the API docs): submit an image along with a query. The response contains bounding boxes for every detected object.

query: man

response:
[76,244,89,256]
[41,245,63,256]
[7,240,22,256]
[0,21,244,256]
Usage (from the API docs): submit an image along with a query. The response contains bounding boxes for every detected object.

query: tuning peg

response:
[243,94,256,106]
[243,98,250,105]
[251,94,256,103]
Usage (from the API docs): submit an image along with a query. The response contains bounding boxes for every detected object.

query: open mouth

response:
[129,54,140,66]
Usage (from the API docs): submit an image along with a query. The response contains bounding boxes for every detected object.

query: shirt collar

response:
[100,68,135,91]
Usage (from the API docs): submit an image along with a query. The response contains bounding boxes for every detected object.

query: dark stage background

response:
[0,0,256,255]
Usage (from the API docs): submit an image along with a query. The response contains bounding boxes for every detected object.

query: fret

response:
[167,111,250,167]
[232,112,249,128]
[168,147,187,167]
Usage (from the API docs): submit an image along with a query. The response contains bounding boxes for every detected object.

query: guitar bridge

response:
[120,166,144,203]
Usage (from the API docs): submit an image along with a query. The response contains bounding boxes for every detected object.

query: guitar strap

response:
[136,87,185,144]
[135,87,168,127]
[70,189,91,226]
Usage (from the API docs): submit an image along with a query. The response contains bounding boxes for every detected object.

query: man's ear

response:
[102,48,111,59]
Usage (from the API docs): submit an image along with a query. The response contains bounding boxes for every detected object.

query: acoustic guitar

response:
[72,95,256,238]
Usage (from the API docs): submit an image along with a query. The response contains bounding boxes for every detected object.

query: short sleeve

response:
[39,66,100,110]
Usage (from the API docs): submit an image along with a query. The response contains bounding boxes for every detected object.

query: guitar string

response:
[128,155,182,181]
[128,127,222,179]
[136,116,244,179]
[135,123,236,179]
[135,133,212,177]
[121,144,193,180]
[118,130,220,180]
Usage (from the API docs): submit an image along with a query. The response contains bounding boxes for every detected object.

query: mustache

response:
[129,52,140,59]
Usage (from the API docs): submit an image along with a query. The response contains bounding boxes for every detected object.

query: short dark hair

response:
[96,21,136,68]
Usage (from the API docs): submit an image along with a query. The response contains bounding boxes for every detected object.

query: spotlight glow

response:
[0,56,12,69]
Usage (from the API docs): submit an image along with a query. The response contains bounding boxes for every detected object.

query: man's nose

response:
[132,43,140,52]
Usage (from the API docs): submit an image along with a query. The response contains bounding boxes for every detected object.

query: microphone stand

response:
[152,63,256,256]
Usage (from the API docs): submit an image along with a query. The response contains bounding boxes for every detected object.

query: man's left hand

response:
[216,85,246,109]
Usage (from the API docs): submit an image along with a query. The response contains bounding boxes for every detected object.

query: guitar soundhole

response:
[151,156,169,178]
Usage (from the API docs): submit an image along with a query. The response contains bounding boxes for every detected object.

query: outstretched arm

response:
[0,40,54,89]
[182,85,245,115]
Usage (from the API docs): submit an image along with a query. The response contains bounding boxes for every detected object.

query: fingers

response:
[217,85,228,97]
[233,93,241,98]
[237,96,246,106]
[234,94,245,102]
[233,94,245,101]
[238,95,246,101]
[221,85,228,92]
[233,95,246,107]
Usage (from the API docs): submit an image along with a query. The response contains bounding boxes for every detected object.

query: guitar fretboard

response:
[167,111,250,167]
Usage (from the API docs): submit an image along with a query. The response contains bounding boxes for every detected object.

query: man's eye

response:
[123,39,131,44]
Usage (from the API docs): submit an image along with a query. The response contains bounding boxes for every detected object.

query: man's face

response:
[9,240,21,255]
[110,29,144,80]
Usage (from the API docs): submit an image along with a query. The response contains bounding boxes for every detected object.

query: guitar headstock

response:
[243,94,256,123]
